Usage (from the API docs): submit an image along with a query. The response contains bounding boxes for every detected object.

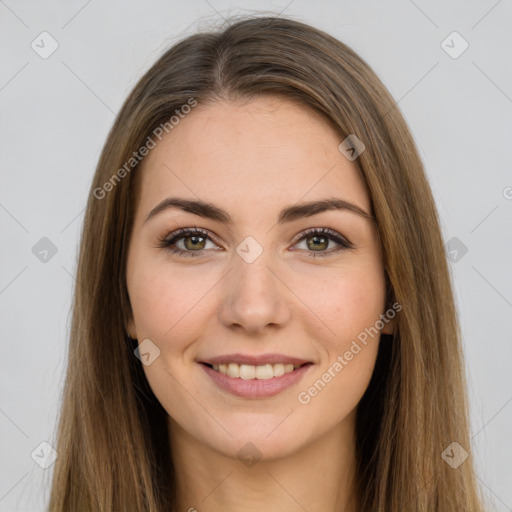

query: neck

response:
[168,412,358,512]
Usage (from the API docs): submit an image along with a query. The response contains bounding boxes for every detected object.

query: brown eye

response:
[158,226,353,259]
[158,228,219,257]
[305,234,329,251]
[293,228,353,259]
[182,234,207,251]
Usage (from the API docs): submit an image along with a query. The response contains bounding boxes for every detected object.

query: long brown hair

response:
[48,15,485,511]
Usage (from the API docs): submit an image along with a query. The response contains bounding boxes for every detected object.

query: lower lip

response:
[200,363,313,399]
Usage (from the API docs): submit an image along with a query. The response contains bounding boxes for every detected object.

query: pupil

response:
[309,235,327,251]
[186,235,204,250]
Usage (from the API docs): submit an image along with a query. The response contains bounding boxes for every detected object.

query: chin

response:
[188,411,320,461]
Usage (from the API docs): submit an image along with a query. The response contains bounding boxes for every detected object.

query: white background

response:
[1,1,511,510]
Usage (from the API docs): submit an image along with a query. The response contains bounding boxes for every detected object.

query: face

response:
[126,95,393,460]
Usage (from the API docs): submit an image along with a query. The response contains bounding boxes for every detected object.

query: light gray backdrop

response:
[1,1,511,510]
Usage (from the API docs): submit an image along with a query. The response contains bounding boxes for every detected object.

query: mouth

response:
[200,361,311,380]
[198,356,314,399]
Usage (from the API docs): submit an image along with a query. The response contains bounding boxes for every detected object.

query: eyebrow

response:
[144,197,373,225]
[144,195,375,226]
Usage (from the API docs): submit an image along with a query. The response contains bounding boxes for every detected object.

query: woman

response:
[48,15,485,511]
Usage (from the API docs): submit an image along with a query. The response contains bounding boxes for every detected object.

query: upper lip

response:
[199,353,312,366]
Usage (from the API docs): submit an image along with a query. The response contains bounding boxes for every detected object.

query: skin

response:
[126,95,394,512]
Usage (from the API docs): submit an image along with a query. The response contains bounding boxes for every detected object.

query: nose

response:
[218,250,292,336]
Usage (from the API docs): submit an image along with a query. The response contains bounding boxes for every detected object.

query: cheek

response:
[324,271,385,395]
[127,254,224,352]
[127,259,209,422]
[307,265,386,346]
[295,270,384,419]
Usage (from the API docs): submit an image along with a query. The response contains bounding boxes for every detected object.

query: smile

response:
[199,359,313,399]
[206,362,300,379]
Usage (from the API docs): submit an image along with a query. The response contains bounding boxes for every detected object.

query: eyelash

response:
[157,226,354,259]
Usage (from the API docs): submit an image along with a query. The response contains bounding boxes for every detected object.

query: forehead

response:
[135,95,371,223]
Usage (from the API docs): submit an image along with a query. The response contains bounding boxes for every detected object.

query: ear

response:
[381,316,395,335]
[380,297,401,335]
[126,317,137,340]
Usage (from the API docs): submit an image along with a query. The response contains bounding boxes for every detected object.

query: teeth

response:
[273,363,285,377]
[214,362,299,379]
[240,364,256,379]
[255,364,273,380]
[227,363,240,378]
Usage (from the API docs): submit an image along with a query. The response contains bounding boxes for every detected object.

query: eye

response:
[157,227,220,257]
[157,226,353,258]
[292,227,354,259]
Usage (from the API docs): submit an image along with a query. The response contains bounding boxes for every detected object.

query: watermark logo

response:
[236,236,263,264]
[441,31,469,59]
[236,442,262,468]
[32,237,58,263]
[297,302,401,405]
[441,441,468,469]
[338,134,365,161]
[31,31,59,59]
[445,237,468,263]
[31,441,58,469]
[134,338,161,366]
[93,98,197,200]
